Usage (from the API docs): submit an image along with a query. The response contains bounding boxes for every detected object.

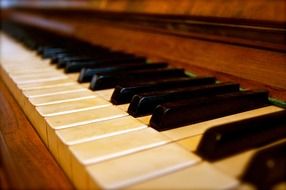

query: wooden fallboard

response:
[5,0,286,23]
[3,9,286,101]
[2,0,286,100]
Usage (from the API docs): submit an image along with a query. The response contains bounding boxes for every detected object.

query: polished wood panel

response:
[0,77,74,189]
[9,0,286,23]
[5,11,286,101]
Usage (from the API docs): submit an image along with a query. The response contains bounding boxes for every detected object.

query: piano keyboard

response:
[1,24,285,190]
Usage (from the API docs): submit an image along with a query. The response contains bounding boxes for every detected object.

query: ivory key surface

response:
[128,162,239,190]
[66,73,80,81]
[10,71,64,80]
[95,89,114,100]
[80,82,90,88]
[55,116,148,180]
[14,75,68,85]
[6,67,57,75]
[36,97,111,116]
[46,106,128,129]
[17,78,76,90]
[23,84,85,97]
[117,103,129,112]
[29,89,96,106]
[56,116,147,145]
[69,127,169,165]
[85,143,201,189]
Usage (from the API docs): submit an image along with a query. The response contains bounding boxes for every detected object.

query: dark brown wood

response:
[8,0,286,23]
[8,7,286,52]
[5,11,286,101]
[0,77,74,190]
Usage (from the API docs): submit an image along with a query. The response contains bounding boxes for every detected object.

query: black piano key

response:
[39,47,67,57]
[150,90,270,131]
[196,110,286,161]
[89,68,187,90]
[45,51,76,61]
[241,141,286,190]
[57,51,129,68]
[23,39,38,50]
[128,82,240,117]
[49,48,112,64]
[111,76,216,105]
[57,56,101,68]
[50,52,75,63]
[64,56,146,73]
[55,54,99,66]
[78,63,168,83]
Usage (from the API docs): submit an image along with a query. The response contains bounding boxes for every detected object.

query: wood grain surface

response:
[7,0,286,23]
[5,12,286,100]
[0,77,74,189]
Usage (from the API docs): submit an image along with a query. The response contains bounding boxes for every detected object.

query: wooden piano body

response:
[0,0,285,189]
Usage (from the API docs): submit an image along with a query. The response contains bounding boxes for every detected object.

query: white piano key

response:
[117,103,130,112]
[23,84,86,97]
[127,162,239,190]
[7,67,56,75]
[29,89,96,106]
[36,97,111,117]
[56,116,147,145]
[69,127,169,165]
[80,83,90,88]
[45,106,128,129]
[15,75,68,85]
[10,71,63,80]
[45,105,128,157]
[84,143,201,189]
[95,89,114,100]
[137,115,152,125]
[55,116,147,178]
[66,73,80,81]
[18,78,76,90]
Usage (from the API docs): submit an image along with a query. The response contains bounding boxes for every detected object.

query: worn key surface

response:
[65,56,146,72]
[128,82,239,117]
[90,68,187,90]
[150,90,270,131]
[111,76,216,105]
[78,62,168,82]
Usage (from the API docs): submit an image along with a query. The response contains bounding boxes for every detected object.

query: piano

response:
[1,1,285,189]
